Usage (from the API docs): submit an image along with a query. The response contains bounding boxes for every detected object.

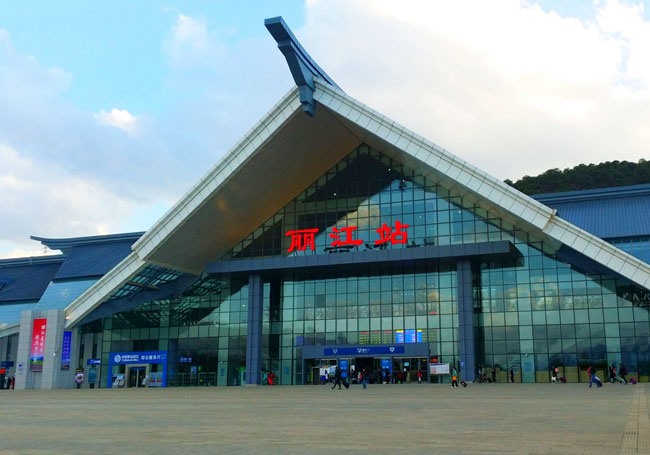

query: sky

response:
[1,0,649,259]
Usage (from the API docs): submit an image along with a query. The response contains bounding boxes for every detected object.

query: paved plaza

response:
[1,383,649,454]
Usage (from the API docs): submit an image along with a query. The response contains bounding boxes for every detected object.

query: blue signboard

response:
[86,359,101,366]
[60,331,72,370]
[0,361,14,368]
[339,359,349,378]
[324,346,405,356]
[395,330,405,344]
[107,351,168,388]
[110,351,167,364]
[179,357,192,363]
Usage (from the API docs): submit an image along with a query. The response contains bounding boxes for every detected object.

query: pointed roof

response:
[63,18,650,328]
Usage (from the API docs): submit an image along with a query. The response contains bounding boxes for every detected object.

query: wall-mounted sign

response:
[30,318,47,371]
[60,331,72,370]
[110,351,167,365]
[86,359,101,366]
[324,346,405,356]
[285,221,409,253]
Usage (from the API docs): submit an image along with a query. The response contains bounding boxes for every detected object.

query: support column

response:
[245,273,264,386]
[457,259,475,383]
[14,309,78,389]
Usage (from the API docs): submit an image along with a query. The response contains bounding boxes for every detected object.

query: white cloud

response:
[94,108,138,136]
[299,0,650,179]
[163,13,228,69]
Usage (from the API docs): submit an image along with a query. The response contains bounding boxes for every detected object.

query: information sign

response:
[429,363,450,375]
[324,346,405,356]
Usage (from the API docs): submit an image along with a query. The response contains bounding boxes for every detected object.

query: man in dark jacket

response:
[332,367,343,390]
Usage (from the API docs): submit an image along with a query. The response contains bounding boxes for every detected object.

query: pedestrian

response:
[451,367,459,388]
[74,370,84,389]
[332,367,343,390]
[509,366,515,383]
[267,371,276,386]
[610,363,617,384]
[589,366,602,388]
[491,367,496,383]
[10,376,15,390]
[417,370,423,384]
[362,368,369,389]
[618,363,627,384]
[551,366,559,383]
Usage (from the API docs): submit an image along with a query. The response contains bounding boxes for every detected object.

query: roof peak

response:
[265,16,341,116]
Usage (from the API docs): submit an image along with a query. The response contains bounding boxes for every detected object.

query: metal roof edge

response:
[131,86,301,261]
[533,183,650,204]
[313,80,650,291]
[30,232,144,252]
[0,254,66,267]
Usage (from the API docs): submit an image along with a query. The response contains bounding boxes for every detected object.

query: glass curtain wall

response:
[84,144,650,385]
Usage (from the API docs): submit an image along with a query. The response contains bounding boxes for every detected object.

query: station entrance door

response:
[126,365,148,388]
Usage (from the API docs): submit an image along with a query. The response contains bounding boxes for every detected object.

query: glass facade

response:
[84,144,650,386]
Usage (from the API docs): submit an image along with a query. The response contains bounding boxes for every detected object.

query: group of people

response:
[473,366,516,383]
[0,367,15,390]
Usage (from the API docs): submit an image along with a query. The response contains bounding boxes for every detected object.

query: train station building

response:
[2,18,650,389]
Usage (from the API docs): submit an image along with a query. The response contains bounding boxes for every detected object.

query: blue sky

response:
[1,1,650,258]
[2,1,305,113]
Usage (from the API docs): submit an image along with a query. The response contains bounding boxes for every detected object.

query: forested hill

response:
[504,159,650,195]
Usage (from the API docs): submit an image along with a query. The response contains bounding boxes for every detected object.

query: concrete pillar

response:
[14,309,79,389]
[245,273,264,386]
[0,336,7,363]
[457,259,475,383]
[81,333,94,389]
[15,310,35,390]
[8,334,18,376]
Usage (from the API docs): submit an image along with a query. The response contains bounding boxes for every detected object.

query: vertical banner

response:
[61,331,72,370]
[30,318,47,371]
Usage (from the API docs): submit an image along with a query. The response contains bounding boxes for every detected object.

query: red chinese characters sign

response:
[30,318,47,371]
[285,221,409,253]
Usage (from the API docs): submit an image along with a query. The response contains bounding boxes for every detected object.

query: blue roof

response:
[533,184,650,239]
[0,256,64,304]
[54,240,135,280]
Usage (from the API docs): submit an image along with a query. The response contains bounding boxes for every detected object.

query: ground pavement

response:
[0,382,648,454]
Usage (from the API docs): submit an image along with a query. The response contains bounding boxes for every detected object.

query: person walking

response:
[509,366,515,383]
[451,367,459,388]
[417,370,423,384]
[618,363,627,384]
[361,368,369,389]
[551,366,559,383]
[491,367,497,383]
[332,367,343,390]
[589,366,602,388]
[609,363,617,384]
[74,370,84,389]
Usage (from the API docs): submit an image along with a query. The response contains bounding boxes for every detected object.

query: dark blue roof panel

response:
[54,240,135,280]
[0,257,63,304]
[533,184,650,239]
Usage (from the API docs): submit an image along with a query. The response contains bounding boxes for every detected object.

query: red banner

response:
[30,318,47,371]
